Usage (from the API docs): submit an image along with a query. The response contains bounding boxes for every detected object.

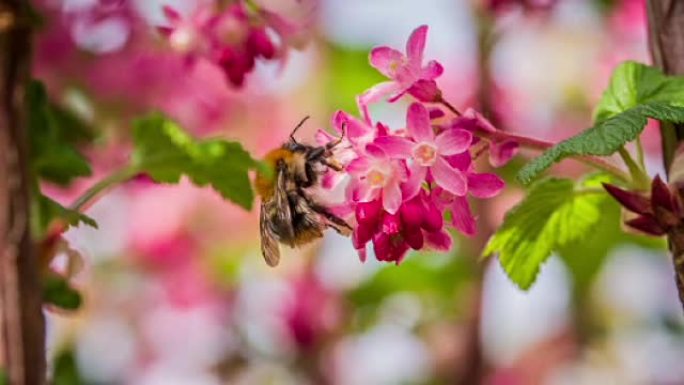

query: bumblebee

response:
[254,117,352,267]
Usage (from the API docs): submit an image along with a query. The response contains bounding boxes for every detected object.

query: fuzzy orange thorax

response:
[254,148,293,200]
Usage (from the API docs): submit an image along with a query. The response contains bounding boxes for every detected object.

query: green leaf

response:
[34,195,97,235]
[52,348,84,385]
[484,177,607,290]
[518,102,684,184]
[594,61,684,123]
[43,275,82,310]
[27,81,92,185]
[132,113,257,210]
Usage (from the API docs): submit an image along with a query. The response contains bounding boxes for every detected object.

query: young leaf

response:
[27,81,93,185]
[518,102,684,184]
[594,61,684,123]
[43,274,82,310]
[132,113,257,210]
[484,177,606,290]
[35,195,97,235]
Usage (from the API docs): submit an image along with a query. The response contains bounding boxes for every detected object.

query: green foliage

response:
[484,177,609,290]
[43,275,82,311]
[27,81,93,185]
[52,348,84,385]
[132,113,257,210]
[594,61,684,122]
[518,62,684,184]
[325,43,386,113]
[35,195,97,235]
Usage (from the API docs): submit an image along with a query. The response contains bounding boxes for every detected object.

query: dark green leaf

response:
[484,177,607,290]
[132,113,257,210]
[27,81,92,185]
[43,275,82,310]
[34,195,97,235]
[518,102,684,184]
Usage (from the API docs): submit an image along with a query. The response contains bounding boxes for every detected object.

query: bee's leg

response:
[298,189,352,231]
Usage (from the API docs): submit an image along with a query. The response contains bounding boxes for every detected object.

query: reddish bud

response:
[247,28,276,59]
[626,215,667,236]
[602,183,651,215]
[407,79,442,103]
[651,175,677,213]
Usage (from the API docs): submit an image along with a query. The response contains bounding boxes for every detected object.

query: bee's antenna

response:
[326,122,347,150]
[290,115,310,143]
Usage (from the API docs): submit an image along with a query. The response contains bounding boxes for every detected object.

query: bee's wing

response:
[273,163,295,240]
[260,201,281,267]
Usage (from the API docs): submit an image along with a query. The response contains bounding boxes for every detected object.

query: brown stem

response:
[647,0,684,311]
[0,1,45,384]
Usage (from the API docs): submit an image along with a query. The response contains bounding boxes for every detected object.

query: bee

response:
[254,117,353,267]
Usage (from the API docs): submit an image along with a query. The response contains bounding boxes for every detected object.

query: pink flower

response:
[159,3,284,87]
[375,103,472,198]
[353,193,451,264]
[346,144,408,215]
[159,6,212,57]
[358,25,444,122]
[438,152,505,236]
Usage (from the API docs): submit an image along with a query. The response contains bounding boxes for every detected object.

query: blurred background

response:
[36,0,684,384]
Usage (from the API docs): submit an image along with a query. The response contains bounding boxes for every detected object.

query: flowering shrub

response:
[13,1,684,383]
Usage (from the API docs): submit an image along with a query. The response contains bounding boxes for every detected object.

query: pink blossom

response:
[438,152,505,236]
[352,192,451,264]
[375,103,472,198]
[158,5,213,57]
[346,144,408,215]
[358,25,444,122]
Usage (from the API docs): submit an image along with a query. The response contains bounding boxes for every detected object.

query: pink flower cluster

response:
[319,26,509,264]
[159,2,302,87]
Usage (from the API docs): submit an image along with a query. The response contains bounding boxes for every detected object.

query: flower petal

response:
[401,163,426,202]
[365,143,388,159]
[451,196,476,236]
[315,128,335,145]
[370,47,405,78]
[489,139,519,167]
[372,232,391,261]
[421,60,444,80]
[424,229,452,251]
[333,110,375,144]
[357,82,402,123]
[421,195,443,232]
[382,182,402,214]
[406,102,434,142]
[374,136,414,158]
[405,230,424,250]
[346,157,371,174]
[445,152,473,172]
[431,157,467,196]
[467,173,505,198]
[406,25,427,64]
[435,129,472,155]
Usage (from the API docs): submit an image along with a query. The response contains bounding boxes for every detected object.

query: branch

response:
[0,1,45,384]
[647,0,684,311]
